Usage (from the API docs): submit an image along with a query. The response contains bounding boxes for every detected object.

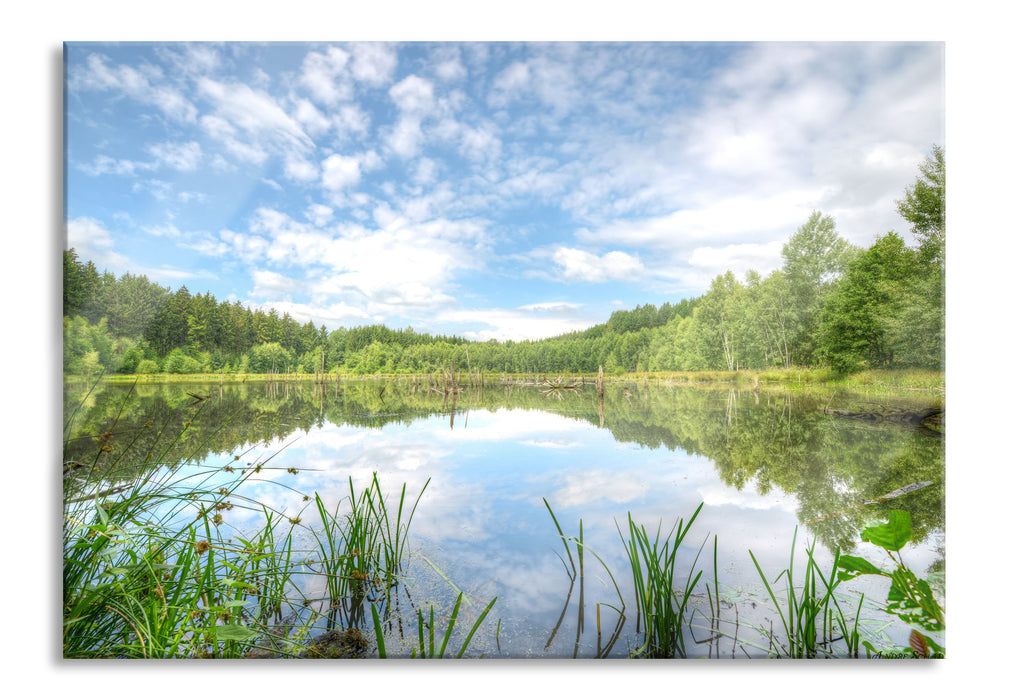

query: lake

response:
[63,377,945,658]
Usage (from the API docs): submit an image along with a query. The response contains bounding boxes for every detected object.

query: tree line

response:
[63,146,943,378]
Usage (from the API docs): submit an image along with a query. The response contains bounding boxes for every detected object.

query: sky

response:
[64,41,944,342]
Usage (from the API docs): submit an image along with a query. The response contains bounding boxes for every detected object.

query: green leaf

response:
[861,510,912,551]
[885,566,944,631]
[214,623,259,641]
[836,555,884,581]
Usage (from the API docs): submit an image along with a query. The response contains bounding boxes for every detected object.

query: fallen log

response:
[862,480,934,505]
[823,405,944,427]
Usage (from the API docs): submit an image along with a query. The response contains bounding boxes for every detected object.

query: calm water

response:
[63,378,945,658]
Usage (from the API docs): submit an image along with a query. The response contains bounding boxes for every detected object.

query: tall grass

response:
[62,444,310,658]
[619,503,707,658]
[63,385,443,658]
[307,473,429,630]
[749,528,864,658]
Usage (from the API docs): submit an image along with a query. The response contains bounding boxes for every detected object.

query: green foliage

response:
[164,348,202,374]
[135,359,161,375]
[63,315,138,376]
[837,510,945,657]
[897,144,945,262]
[394,592,498,659]
[818,230,942,372]
[247,342,293,374]
[781,211,857,366]
[749,530,865,658]
[619,504,706,658]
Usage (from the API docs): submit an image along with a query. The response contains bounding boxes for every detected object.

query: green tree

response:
[892,145,945,369]
[897,144,944,264]
[781,212,857,365]
[693,272,747,370]
[62,248,98,318]
[248,342,293,374]
[816,233,914,372]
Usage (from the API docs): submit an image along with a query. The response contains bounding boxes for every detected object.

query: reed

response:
[417,593,498,658]
[63,387,440,658]
[618,503,706,658]
[305,472,429,634]
[748,528,861,658]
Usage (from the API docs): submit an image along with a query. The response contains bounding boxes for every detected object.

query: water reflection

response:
[64,378,944,657]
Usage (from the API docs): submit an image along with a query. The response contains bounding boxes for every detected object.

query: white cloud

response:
[306,203,334,227]
[72,53,198,123]
[549,469,648,508]
[489,62,530,106]
[283,153,318,183]
[389,74,436,114]
[518,301,582,313]
[197,77,313,156]
[441,305,595,342]
[413,157,439,186]
[575,189,828,253]
[146,140,202,171]
[67,216,116,258]
[350,42,398,85]
[218,228,270,260]
[435,56,466,82]
[154,43,221,78]
[386,117,424,158]
[292,98,331,136]
[331,104,371,138]
[141,223,183,238]
[206,208,490,322]
[687,241,784,279]
[299,46,353,106]
[250,269,306,299]
[458,122,501,163]
[78,141,202,176]
[78,155,150,177]
[199,114,268,164]
[321,153,362,193]
[551,247,645,283]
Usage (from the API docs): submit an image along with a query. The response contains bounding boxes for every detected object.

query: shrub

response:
[135,359,160,374]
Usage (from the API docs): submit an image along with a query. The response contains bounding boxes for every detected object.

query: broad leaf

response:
[836,555,884,581]
[861,510,912,551]
[885,566,945,631]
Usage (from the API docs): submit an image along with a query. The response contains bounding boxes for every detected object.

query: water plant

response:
[749,528,865,658]
[619,503,707,658]
[408,593,498,658]
[62,436,310,658]
[837,510,945,658]
[542,499,627,658]
[307,472,429,629]
[63,385,441,658]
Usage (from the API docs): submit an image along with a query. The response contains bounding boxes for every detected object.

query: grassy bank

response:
[73,367,944,395]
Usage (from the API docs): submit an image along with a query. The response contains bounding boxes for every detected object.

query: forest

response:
[62,147,944,379]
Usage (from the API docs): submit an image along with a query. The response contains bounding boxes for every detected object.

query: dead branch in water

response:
[822,405,944,428]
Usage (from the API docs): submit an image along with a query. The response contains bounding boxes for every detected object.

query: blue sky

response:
[64,41,943,341]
